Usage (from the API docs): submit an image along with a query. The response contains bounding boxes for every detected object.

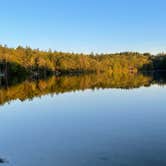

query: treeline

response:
[1,45,165,75]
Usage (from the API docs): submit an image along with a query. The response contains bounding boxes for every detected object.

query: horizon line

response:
[0,43,165,56]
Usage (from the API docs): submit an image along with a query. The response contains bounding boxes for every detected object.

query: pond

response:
[0,72,166,166]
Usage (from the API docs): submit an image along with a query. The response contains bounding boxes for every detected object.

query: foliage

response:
[0,45,161,75]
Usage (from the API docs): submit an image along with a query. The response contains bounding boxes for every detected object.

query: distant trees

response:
[152,54,166,70]
[0,45,166,75]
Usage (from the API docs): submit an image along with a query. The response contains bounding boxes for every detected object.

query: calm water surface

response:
[0,73,166,166]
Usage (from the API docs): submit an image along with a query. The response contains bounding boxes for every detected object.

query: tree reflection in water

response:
[0,72,166,106]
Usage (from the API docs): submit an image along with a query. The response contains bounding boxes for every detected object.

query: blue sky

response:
[0,0,166,54]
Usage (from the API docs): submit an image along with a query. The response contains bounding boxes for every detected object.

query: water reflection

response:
[0,72,165,106]
[0,72,166,166]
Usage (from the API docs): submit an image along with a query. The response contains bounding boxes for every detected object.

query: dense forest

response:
[0,45,166,76]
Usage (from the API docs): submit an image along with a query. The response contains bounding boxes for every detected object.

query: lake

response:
[0,72,166,166]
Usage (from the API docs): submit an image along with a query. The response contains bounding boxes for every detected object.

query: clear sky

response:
[1,0,166,54]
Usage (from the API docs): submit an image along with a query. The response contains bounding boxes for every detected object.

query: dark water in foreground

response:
[0,72,166,166]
